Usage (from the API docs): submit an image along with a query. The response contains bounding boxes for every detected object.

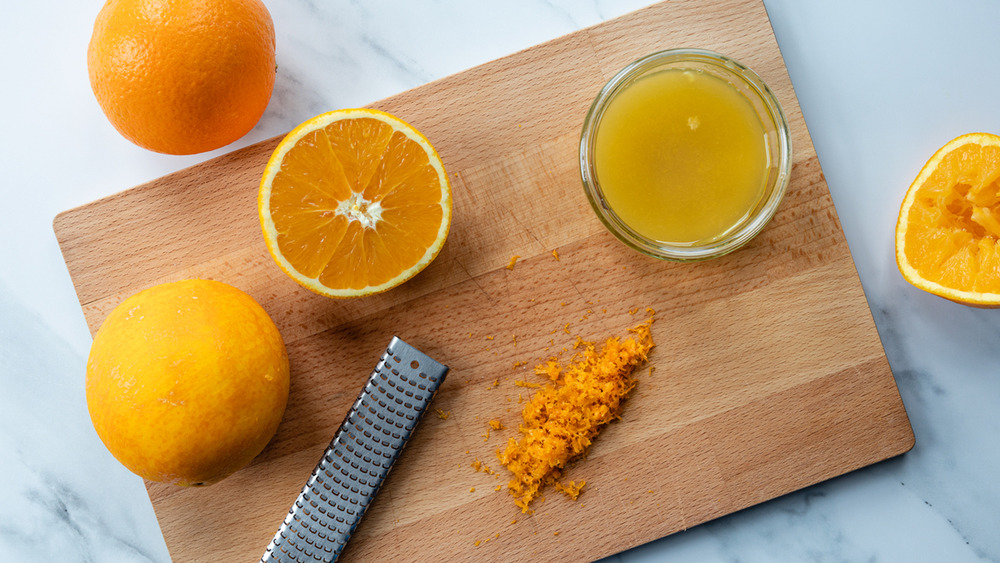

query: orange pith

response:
[895,132,1000,306]
[259,109,452,298]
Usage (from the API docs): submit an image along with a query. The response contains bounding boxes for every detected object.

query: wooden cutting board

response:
[54,1,914,561]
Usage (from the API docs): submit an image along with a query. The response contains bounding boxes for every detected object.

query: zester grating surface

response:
[260,336,449,562]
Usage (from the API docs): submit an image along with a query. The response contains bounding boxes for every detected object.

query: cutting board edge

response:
[52,0,916,561]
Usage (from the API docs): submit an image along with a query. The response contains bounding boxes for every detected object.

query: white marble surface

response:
[2,0,999,561]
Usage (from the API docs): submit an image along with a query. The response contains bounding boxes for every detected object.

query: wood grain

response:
[54,1,914,561]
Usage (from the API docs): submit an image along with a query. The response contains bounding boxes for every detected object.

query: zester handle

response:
[260,336,449,562]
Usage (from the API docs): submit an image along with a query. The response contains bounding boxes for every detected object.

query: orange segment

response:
[896,132,1000,306]
[260,109,451,298]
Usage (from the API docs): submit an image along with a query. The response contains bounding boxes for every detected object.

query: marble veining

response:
[0,283,168,562]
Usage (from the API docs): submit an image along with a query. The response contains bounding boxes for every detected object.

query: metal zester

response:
[260,336,449,562]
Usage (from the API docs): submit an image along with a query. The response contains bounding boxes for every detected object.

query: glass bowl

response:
[579,48,791,261]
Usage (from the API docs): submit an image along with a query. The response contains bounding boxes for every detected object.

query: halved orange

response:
[259,109,452,298]
[896,132,1000,306]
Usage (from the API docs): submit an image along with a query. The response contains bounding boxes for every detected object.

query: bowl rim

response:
[579,47,792,262]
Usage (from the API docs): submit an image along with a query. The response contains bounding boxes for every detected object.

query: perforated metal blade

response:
[260,336,449,563]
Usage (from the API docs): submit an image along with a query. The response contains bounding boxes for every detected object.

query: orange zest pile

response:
[896,132,1000,306]
[497,315,655,512]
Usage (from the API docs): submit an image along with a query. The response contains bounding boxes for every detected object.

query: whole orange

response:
[86,279,289,486]
[87,0,276,155]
